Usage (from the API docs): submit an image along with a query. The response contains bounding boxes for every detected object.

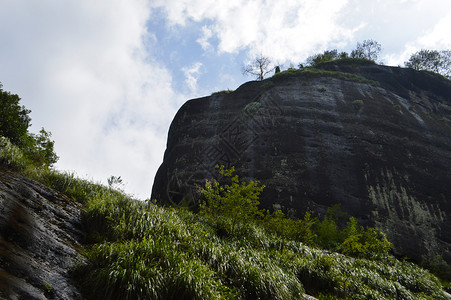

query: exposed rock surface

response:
[152,63,451,264]
[0,169,84,299]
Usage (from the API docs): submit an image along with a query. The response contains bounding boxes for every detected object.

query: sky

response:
[1,0,451,199]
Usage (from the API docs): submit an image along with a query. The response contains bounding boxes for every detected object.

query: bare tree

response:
[351,40,382,61]
[242,54,274,81]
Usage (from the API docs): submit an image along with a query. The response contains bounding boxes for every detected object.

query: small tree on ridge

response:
[242,54,274,81]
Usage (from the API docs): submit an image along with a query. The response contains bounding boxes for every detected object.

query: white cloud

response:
[0,0,183,199]
[417,11,451,49]
[197,26,213,51]
[383,9,451,66]
[182,62,203,94]
[151,0,356,63]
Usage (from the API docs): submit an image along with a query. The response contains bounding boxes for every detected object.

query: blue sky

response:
[1,0,451,199]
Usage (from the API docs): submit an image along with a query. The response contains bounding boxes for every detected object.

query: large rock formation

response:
[0,169,84,299]
[152,63,451,265]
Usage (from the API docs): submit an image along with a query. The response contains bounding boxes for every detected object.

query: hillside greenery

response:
[268,66,380,88]
[0,82,58,168]
[1,83,450,299]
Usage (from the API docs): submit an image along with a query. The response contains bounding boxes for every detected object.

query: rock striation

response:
[0,169,84,299]
[152,63,451,265]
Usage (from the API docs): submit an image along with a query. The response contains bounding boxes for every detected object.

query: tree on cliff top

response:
[405,49,451,79]
[0,81,58,167]
[351,39,382,61]
[242,54,274,81]
[0,82,31,145]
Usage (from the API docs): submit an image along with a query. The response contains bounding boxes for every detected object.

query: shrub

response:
[211,89,234,96]
[199,165,265,235]
[0,83,58,168]
[0,82,30,145]
[352,99,364,106]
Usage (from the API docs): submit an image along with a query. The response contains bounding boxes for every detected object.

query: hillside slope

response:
[152,63,451,266]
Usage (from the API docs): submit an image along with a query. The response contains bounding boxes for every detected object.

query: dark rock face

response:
[0,169,84,299]
[152,64,451,264]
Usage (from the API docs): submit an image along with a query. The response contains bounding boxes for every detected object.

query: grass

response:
[211,89,235,96]
[271,67,380,87]
[68,186,447,299]
[1,135,449,299]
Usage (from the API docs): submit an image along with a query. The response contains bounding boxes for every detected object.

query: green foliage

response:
[0,131,58,170]
[0,136,28,170]
[199,165,265,235]
[306,49,341,67]
[211,89,234,96]
[0,82,31,145]
[22,128,59,167]
[304,44,378,68]
[70,181,447,299]
[352,99,364,106]
[262,210,318,245]
[338,218,392,259]
[261,80,276,90]
[405,49,451,79]
[350,39,382,61]
[272,67,380,87]
[242,102,261,117]
[0,82,58,168]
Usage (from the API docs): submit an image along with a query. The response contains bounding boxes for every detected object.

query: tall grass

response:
[69,187,447,299]
[2,135,448,299]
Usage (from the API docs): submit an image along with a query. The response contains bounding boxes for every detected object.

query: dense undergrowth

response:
[1,82,450,299]
[1,142,448,299]
[75,183,447,299]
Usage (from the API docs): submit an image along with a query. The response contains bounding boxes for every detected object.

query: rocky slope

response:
[152,63,451,265]
[0,169,84,299]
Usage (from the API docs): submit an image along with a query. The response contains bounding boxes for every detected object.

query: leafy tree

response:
[351,39,382,61]
[199,165,265,234]
[22,128,59,167]
[242,54,274,81]
[0,82,31,145]
[405,49,451,78]
[0,82,58,167]
[306,49,339,67]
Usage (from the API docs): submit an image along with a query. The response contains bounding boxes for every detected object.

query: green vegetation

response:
[271,67,380,87]
[242,102,261,117]
[405,49,451,79]
[304,40,381,68]
[352,99,364,106]
[211,89,234,96]
[1,83,450,299]
[261,80,276,90]
[0,82,58,168]
[394,104,402,111]
[199,165,265,235]
[67,166,446,299]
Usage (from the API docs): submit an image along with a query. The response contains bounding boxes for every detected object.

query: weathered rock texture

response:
[152,63,451,264]
[0,169,84,299]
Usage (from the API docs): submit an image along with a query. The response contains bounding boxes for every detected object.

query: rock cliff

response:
[0,169,84,299]
[152,63,451,265]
